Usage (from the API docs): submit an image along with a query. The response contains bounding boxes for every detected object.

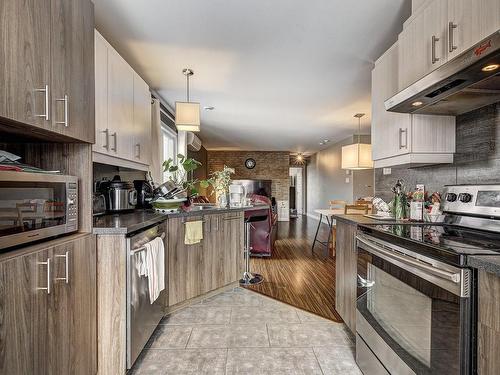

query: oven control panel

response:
[442,185,500,218]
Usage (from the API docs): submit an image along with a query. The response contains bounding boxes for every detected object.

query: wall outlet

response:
[383,168,392,175]
[345,177,350,183]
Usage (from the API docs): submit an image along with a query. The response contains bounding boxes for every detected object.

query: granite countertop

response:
[93,205,269,235]
[467,256,500,277]
[332,214,404,225]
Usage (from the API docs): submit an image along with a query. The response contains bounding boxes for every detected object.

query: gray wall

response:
[306,135,374,218]
[375,103,500,202]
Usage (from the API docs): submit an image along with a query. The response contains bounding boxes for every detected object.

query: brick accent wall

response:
[207,151,290,202]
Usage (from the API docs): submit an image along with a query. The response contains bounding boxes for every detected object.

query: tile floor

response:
[130,288,361,374]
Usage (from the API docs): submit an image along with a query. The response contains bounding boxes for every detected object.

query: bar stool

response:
[239,214,267,285]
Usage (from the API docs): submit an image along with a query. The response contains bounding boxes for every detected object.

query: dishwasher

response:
[127,224,166,369]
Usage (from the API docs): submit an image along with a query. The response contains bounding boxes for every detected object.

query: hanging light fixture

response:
[294,153,305,165]
[175,68,201,132]
[341,113,373,170]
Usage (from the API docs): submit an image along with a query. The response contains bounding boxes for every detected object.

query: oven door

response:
[0,173,77,249]
[355,233,473,375]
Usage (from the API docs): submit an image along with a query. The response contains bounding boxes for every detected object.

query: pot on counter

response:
[98,176,137,212]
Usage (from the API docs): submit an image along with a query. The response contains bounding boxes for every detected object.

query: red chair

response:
[246,195,277,257]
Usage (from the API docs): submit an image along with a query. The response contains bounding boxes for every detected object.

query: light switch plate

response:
[383,168,392,175]
[345,177,350,183]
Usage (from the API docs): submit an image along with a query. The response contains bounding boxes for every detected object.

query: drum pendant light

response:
[175,68,201,132]
[341,113,373,170]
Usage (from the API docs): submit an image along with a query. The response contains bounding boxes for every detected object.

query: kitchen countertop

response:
[467,255,500,277]
[332,214,404,225]
[93,205,269,235]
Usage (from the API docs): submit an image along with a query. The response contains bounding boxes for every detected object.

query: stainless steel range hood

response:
[385,30,500,116]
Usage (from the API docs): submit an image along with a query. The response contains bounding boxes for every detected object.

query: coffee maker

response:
[229,184,246,207]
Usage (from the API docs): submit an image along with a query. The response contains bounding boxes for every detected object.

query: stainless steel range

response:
[355,185,500,375]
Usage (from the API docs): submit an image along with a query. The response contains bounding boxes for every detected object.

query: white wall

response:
[306,135,374,219]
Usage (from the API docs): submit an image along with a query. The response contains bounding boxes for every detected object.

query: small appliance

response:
[0,171,78,250]
[229,183,246,207]
[92,192,106,216]
[133,180,154,209]
[98,176,137,212]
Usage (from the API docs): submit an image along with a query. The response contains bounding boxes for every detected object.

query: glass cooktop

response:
[366,224,500,256]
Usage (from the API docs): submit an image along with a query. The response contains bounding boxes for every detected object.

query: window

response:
[162,126,177,183]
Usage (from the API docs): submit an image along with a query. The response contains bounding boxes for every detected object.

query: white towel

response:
[135,250,148,277]
[144,237,165,304]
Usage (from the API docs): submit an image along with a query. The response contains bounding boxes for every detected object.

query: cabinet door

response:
[48,235,97,375]
[398,15,427,90]
[168,216,204,305]
[423,0,448,72]
[0,0,51,130]
[372,44,411,161]
[200,214,222,294]
[222,213,244,285]
[50,0,94,143]
[93,30,109,153]
[133,73,152,165]
[0,248,51,375]
[107,47,135,160]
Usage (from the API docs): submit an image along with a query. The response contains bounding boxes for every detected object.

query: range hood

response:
[385,30,500,116]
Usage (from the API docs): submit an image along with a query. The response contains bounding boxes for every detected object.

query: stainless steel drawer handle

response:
[356,235,461,283]
[35,84,50,121]
[111,132,117,151]
[135,143,141,159]
[399,128,408,149]
[55,251,70,284]
[431,35,440,64]
[131,232,166,254]
[55,94,69,127]
[102,129,109,150]
[448,22,458,53]
[37,258,51,294]
[223,216,241,221]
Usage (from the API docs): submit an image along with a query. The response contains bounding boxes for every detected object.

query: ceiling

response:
[94,0,411,154]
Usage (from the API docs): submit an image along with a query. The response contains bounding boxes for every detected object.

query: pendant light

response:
[175,68,201,132]
[341,113,373,170]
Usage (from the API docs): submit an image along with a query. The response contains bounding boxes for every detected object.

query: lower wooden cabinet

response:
[335,219,358,334]
[168,212,244,306]
[478,270,500,374]
[0,234,96,375]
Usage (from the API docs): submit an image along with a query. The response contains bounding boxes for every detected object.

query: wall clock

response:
[245,158,256,169]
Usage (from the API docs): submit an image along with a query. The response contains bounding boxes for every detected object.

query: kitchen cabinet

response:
[168,212,244,307]
[372,41,455,168]
[478,270,500,374]
[0,0,94,142]
[93,30,152,170]
[335,219,358,334]
[0,234,96,375]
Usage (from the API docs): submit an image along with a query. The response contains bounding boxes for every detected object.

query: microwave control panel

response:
[67,182,78,231]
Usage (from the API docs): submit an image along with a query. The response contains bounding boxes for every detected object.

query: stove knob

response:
[459,193,473,203]
[446,193,457,202]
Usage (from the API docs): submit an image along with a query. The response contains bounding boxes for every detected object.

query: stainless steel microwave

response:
[0,171,78,250]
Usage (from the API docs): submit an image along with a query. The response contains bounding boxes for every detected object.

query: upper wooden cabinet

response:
[372,42,455,168]
[399,0,500,91]
[93,30,152,169]
[0,0,94,142]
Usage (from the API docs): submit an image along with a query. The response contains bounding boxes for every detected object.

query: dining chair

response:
[329,200,346,210]
[326,200,346,257]
[344,204,370,215]
[355,200,374,213]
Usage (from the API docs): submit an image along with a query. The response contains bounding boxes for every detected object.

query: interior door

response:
[0,248,51,375]
[0,0,51,131]
[50,0,94,142]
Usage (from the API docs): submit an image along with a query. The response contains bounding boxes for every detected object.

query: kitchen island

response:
[94,205,268,374]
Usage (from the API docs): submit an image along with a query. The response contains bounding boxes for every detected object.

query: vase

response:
[217,194,228,208]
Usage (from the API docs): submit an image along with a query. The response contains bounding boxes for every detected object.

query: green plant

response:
[162,154,202,196]
[199,165,235,196]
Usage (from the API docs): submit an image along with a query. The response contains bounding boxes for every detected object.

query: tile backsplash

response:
[375,103,500,202]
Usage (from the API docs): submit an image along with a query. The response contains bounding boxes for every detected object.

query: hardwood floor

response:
[245,215,343,322]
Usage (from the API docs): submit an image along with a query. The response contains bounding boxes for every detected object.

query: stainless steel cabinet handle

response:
[37,258,51,294]
[102,129,109,150]
[55,251,69,284]
[448,22,458,53]
[223,216,241,221]
[135,143,141,158]
[55,94,69,127]
[431,35,440,64]
[35,84,50,121]
[399,128,408,149]
[111,132,117,151]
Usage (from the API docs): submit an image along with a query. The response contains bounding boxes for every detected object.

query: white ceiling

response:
[94,0,410,154]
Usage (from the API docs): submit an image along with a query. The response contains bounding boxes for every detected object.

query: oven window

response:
[0,182,66,236]
[357,249,462,374]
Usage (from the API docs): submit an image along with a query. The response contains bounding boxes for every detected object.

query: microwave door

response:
[356,234,473,375]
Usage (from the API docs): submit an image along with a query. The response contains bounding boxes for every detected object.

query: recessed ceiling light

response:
[204,106,215,111]
[323,139,330,143]
[319,141,324,145]
[482,64,499,72]
[412,101,423,107]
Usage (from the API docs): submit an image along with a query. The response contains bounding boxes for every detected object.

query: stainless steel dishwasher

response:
[127,224,166,369]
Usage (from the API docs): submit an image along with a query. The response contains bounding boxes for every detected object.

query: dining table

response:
[311,208,344,255]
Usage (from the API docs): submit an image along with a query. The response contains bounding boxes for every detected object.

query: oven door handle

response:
[356,235,461,283]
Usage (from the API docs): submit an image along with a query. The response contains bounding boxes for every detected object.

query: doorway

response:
[289,167,304,219]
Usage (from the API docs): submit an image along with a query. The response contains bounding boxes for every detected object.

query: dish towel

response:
[185,220,203,245]
[135,250,148,277]
[144,237,165,304]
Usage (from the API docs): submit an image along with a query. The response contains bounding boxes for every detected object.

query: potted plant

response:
[200,165,235,208]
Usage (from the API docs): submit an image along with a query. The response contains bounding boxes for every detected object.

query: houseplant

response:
[200,165,235,207]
